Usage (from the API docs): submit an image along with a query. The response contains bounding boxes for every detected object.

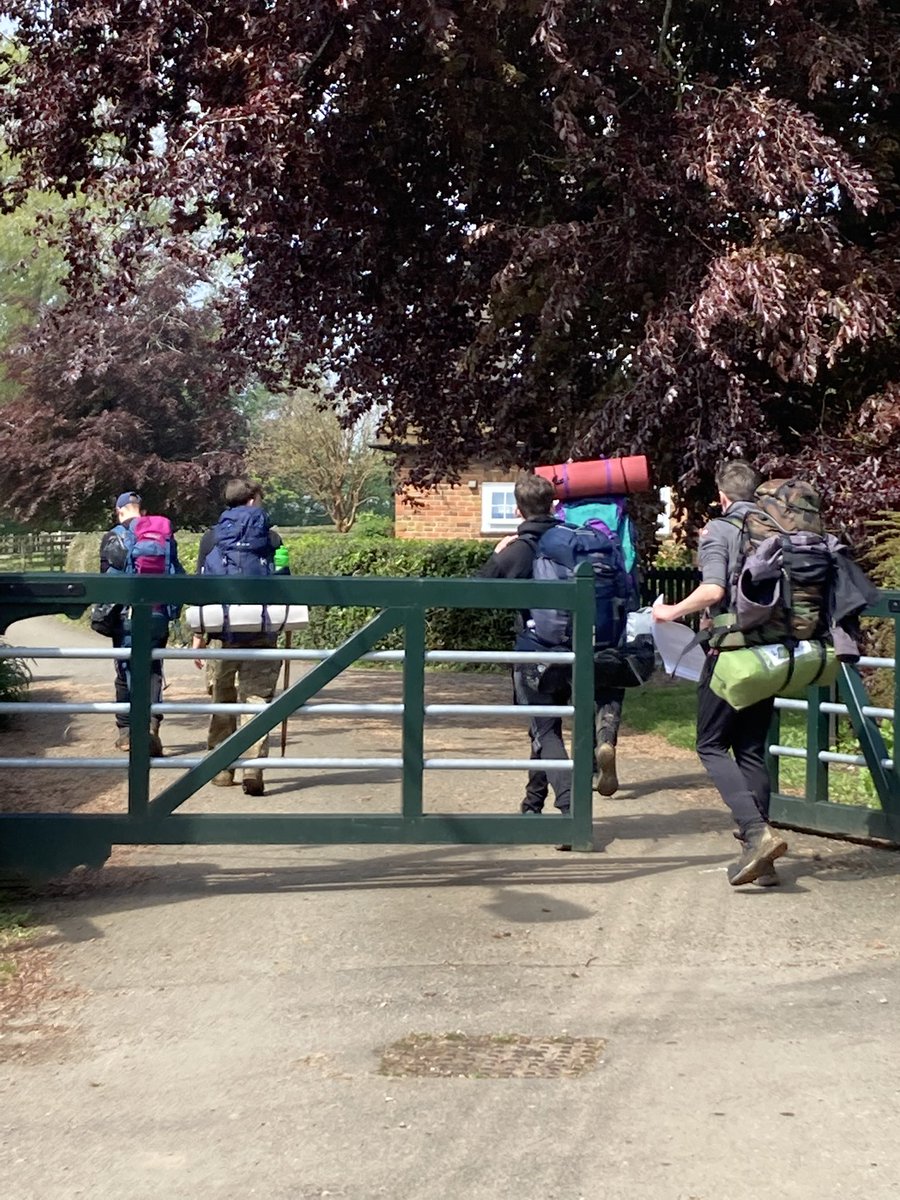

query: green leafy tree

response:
[247,390,390,533]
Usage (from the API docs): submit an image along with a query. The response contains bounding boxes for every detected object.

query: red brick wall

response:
[395,463,518,540]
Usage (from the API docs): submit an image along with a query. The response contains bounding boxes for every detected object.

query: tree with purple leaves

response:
[0,2,897,539]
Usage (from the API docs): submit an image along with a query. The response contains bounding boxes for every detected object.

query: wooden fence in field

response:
[0,532,76,572]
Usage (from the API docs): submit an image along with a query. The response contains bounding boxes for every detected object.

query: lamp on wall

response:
[467,480,478,490]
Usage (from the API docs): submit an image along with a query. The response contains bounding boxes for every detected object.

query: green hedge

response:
[282,535,514,654]
[66,532,515,654]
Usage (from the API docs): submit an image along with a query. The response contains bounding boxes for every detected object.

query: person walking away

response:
[479,472,630,819]
[545,489,642,796]
[652,460,788,887]
[479,473,572,815]
[97,491,184,757]
[192,478,285,797]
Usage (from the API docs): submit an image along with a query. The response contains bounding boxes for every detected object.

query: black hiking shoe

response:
[729,825,788,887]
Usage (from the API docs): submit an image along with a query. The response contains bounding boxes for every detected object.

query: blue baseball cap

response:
[115,491,142,510]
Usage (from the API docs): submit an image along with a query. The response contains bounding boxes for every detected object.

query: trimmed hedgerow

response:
[284,535,514,655]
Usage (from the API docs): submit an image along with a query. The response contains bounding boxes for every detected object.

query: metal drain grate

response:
[379,1033,606,1078]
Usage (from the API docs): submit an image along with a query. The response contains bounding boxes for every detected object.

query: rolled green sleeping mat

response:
[710,641,838,710]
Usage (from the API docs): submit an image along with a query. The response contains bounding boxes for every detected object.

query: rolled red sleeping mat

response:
[535,455,651,499]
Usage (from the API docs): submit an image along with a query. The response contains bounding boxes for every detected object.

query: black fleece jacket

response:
[476,515,561,579]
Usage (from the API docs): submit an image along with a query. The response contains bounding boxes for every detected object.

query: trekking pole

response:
[280,630,292,756]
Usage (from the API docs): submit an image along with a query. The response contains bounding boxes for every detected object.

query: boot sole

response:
[594,743,618,796]
[729,831,788,887]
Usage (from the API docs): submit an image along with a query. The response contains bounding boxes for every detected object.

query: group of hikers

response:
[97,478,287,798]
[95,458,876,890]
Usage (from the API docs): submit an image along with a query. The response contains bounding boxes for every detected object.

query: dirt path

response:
[1,618,899,1200]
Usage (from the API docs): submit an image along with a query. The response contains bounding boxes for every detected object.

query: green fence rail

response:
[0,569,598,878]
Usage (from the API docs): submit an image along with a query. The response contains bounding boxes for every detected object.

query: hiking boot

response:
[114,731,130,752]
[732,832,782,887]
[593,742,619,796]
[520,801,543,814]
[148,730,163,758]
[242,774,265,797]
[755,865,781,887]
[211,770,235,787]
[729,825,788,887]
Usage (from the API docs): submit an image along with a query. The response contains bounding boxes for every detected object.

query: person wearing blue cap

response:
[98,491,181,756]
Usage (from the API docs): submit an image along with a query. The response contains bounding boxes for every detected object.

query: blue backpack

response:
[555,495,640,604]
[103,516,182,623]
[203,506,274,576]
[528,522,631,649]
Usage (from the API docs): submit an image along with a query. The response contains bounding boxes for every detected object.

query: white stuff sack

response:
[185,604,309,634]
[626,606,654,641]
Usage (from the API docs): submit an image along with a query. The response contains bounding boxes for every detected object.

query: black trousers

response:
[113,624,167,732]
[522,685,625,810]
[695,657,774,837]
[513,659,573,813]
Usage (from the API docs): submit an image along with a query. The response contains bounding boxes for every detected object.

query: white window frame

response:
[481,482,519,534]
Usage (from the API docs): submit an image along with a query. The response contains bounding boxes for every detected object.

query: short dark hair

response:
[514,471,556,520]
[224,477,263,507]
[715,460,761,503]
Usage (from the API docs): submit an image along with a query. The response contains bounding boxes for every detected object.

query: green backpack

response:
[709,479,834,651]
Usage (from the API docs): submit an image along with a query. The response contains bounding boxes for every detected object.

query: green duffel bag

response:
[709,640,838,710]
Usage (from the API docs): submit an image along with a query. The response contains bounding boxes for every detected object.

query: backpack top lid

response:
[554,494,637,573]
[133,514,173,543]
[123,514,174,575]
[205,505,273,576]
[755,478,824,535]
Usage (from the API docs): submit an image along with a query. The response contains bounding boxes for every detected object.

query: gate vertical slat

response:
[570,562,596,852]
[401,608,426,823]
[766,705,781,795]
[127,604,153,819]
[806,684,830,803]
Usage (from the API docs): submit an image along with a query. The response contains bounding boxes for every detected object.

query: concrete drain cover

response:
[379,1033,606,1079]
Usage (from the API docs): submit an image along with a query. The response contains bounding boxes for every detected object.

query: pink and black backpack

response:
[110,514,181,620]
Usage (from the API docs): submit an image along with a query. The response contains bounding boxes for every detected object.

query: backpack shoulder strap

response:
[711,513,746,532]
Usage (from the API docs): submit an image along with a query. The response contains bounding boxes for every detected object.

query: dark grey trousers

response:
[695,660,774,837]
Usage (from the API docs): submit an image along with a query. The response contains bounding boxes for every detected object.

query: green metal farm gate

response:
[0,570,897,879]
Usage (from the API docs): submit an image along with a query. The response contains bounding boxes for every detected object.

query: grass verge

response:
[624,678,883,809]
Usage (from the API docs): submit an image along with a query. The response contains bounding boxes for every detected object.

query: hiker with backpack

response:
[96,491,185,757]
[479,471,632,817]
[192,478,286,797]
[652,460,875,887]
[547,489,642,797]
